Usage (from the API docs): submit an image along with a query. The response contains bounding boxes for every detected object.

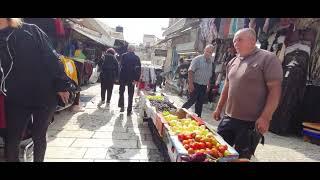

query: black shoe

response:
[127,111,132,116]
[120,107,124,112]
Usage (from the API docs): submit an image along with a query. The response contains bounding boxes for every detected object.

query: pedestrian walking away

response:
[98,48,119,107]
[118,44,141,116]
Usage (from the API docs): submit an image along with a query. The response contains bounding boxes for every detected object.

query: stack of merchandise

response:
[138,65,157,91]
[302,122,320,145]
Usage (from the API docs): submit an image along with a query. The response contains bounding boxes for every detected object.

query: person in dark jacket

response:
[118,45,141,116]
[98,48,119,107]
[0,18,70,162]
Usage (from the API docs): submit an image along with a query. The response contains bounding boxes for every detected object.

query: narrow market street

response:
[45,83,163,162]
[1,18,320,163]
[43,83,320,162]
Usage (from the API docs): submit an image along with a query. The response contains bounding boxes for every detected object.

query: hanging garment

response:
[228,18,238,37]
[223,18,232,38]
[214,18,221,33]
[300,85,320,123]
[195,28,205,52]
[200,18,208,41]
[285,43,311,56]
[255,18,266,37]
[83,61,93,84]
[200,18,217,44]
[309,28,320,81]
[140,66,150,83]
[54,18,65,37]
[278,43,286,64]
[0,94,5,129]
[262,18,270,33]
[60,56,79,85]
[74,49,86,59]
[208,18,217,44]
[74,61,84,85]
[150,67,157,84]
[249,18,256,29]
[218,18,226,39]
[270,50,309,135]
[237,18,245,30]
[267,33,277,51]
[244,18,250,28]
[294,18,317,30]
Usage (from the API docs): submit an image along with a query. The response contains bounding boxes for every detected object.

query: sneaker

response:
[98,100,105,107]
[120,107,125,112]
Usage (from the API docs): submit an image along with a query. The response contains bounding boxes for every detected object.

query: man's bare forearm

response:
[216,80,229,111]
[188,70,194,85]
[260,81,282,121]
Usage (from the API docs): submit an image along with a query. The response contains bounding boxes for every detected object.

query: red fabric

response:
[0,95,6,129]
[55,18,65,37]
[84,62,93,77]
[138,82,145,90]
[223,18,232,38]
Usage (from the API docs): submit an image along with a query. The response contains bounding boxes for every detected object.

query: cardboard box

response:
[162,127,188,162]
[155,113,168,137]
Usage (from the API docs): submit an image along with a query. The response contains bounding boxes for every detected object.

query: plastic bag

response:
[89,67,100,83]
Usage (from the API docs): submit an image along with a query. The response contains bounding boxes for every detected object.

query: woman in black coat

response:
[98,48,119,106]
[0,18,70,162]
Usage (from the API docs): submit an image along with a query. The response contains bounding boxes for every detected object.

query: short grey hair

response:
[205,44,215,50]
[128,44,135,52]
[236,28,257,41]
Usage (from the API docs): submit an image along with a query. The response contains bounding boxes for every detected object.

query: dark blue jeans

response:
[182,83,207,117]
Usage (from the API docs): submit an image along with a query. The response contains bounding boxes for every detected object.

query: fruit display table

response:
[139,92,239,162]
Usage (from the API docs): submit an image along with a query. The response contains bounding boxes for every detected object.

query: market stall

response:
[198,18,320,139]
[139,91,239,162]
[137,65,158,92]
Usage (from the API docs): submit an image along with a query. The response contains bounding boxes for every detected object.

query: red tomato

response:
[184,144,190,150]
[188,148,195,154]
[182,140,189,145]
[199,142,206,149]
[178,134,185,141]
[218,145,227,154]
[190,143,196,150]
[186,135,192,140]
[211,148,220,158]
[205,142,213,149]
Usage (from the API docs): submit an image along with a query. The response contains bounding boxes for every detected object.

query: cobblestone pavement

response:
[45,83,163,162]
[162,87,320,162]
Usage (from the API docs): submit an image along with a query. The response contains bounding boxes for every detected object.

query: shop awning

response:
[70,24,115,47]
[155,33,182,45]
[154,49,167,57]
[176,41,196,53]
